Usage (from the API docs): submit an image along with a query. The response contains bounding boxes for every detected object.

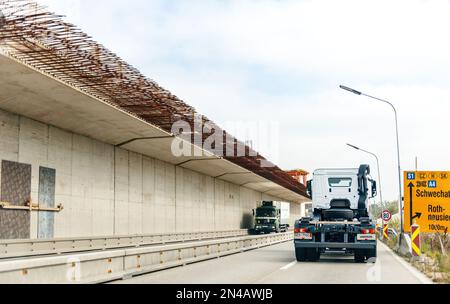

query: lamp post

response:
[340,85,404,245]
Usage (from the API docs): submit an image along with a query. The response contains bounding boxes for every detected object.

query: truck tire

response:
[295,248,308,262]
[354,250,365,263]
[366,248,377,263]
[307,248,320,262]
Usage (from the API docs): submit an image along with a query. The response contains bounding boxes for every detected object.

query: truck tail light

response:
[361,228,376,234]
[295,228,308,233]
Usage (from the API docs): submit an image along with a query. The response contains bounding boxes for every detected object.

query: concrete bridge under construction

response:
[0,1,313,284]
[0,1,433,285]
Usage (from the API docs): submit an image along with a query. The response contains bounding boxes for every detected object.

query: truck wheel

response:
[307,248,320,262]
[354,250,365,263]
[366,248,377,263]
[295,248,308,262]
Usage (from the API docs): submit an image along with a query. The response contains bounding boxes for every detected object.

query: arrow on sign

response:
[408,182,415,225]
[412,212,422,220]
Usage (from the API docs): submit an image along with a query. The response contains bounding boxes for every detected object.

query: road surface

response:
[112,241,432,284]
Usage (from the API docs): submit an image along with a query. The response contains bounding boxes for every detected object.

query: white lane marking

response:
[379,242,433,284]
[280,261,297,270]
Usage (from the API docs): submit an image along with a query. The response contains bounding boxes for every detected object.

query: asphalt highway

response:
[113,241,432,284]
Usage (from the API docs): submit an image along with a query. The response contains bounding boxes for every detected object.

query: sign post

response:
[403,171,450,233]
[381,210,392,240]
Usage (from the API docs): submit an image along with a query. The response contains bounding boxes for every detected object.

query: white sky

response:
[36,0,450,201]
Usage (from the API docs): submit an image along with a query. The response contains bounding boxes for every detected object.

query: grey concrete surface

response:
[113,241,432,284]
[0,54,308,241]
[0,105,304,239]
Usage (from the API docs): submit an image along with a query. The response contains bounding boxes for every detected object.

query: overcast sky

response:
[37,0,450,201]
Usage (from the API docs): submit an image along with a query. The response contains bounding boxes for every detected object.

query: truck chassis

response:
[294,218,377,263]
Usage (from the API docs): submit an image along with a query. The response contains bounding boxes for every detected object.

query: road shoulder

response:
[379,242,433,284]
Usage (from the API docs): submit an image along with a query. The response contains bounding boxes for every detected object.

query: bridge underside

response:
[0,54,309,239]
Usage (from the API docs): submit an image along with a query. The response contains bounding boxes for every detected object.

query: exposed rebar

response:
[0,0,307,198]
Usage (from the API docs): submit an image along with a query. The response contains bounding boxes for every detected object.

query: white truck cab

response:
[311,168,360,210]
[307,165,377,220]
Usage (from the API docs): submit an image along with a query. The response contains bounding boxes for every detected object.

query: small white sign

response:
[357,234,377,241]
[295,233,313,240]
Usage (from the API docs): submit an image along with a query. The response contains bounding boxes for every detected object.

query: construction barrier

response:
[411,224,421,257]
[383,224,389,240]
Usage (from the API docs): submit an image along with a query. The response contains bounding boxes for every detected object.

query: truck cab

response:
[252,201,289,234]
[308,166,377,220]
[295,165,378,263]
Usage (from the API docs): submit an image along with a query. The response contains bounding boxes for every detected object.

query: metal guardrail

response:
[0,229,248,259]
[0,232,293,284]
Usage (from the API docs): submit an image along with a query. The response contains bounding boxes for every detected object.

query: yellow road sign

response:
[404,171,450,233]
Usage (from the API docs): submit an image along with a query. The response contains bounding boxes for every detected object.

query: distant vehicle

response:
[252,201,289,234]
[294,165,378,263]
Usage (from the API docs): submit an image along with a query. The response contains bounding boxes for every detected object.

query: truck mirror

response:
[252,209,255,216]
[307,180,312,197]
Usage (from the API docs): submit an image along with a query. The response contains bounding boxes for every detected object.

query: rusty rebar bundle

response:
[0,0,307,197]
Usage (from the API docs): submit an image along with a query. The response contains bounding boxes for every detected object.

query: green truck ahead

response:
[251,201,289,234]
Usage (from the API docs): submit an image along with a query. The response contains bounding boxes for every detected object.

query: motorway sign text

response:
[404,171,450,233]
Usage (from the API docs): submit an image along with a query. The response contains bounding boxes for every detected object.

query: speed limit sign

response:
[382,210,392,222]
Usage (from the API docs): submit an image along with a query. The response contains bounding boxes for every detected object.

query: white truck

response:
[294,165,378,263]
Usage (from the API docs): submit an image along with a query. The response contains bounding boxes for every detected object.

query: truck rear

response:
[294,165,378,263]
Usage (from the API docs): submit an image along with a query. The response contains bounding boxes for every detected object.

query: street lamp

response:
[340,85,404,244]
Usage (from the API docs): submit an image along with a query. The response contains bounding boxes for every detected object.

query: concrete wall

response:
[0,108,302,239]
[289,201,302,227]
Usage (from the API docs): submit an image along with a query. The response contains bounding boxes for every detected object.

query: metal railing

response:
[0,229,248,259]
[0,232,293,284]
